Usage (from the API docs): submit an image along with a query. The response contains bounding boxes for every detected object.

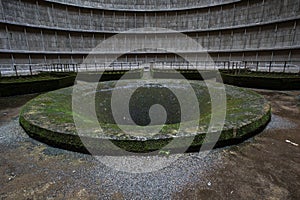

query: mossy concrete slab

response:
[0,72,77,97]
[19,80,271,154]
[151,69,217,80]
[0,70,143,97]
[218,69,300,90]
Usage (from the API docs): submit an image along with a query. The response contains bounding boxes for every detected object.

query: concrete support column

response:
[0,0,5,20]
[24,28,29,51]
[69,33,72,52]
[232,3,236,26]
[55,31,58,49]
[257,27,262,49]
[246,0,250,23]
[66,6,70,29]
[90,10,93,30]
[36,0,40,25]
[260,0,265,23]
[41,30,45,51]
[274,24,278,47]
[243,28,247,49]
[5,25,11,50]
[292,21,297,46]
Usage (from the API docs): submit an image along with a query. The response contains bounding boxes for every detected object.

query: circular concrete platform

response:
[19,80,271,155]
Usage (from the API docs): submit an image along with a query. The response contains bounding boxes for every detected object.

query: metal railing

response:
[0,62,144,77]
[153,61,300,73]
[1,61,299,77]
[216,61,300,73]
[0,63,79,77]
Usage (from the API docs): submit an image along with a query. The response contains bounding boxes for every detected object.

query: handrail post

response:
[14,65,18,77]
[29,65,32,76]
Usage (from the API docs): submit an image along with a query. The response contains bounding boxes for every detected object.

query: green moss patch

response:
[19,80,271,154]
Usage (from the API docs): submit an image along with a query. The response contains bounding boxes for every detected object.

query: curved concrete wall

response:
[1,21,299,53]
[44,0,241,11]
[1,0,299,32]
[0,0,299,66]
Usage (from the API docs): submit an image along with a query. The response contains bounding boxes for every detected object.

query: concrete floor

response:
[0,89,299,199]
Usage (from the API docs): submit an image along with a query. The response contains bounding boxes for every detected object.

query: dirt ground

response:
[175,90,300,200]
[0,89,299,199]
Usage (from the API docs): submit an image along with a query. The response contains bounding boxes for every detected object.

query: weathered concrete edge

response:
[19,104,271,155]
